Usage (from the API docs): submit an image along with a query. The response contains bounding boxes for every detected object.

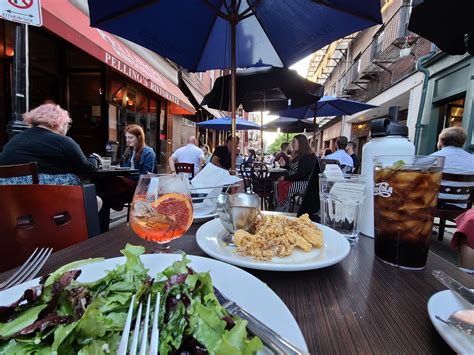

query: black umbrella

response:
[408,0,474,55]
[202,66,323,156]
[202,67,324,112]
[264,117,316,134]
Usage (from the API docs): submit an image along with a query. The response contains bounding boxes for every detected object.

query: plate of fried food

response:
[196,212,351,271]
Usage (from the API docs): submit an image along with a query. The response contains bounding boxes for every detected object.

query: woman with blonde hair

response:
[0,104,99,185]
[202,144,212,165]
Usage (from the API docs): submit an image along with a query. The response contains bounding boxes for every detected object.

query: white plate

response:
[193,212,218,223]
[196,218,350,271]
[0,254,308,354]
[427,289,474,354]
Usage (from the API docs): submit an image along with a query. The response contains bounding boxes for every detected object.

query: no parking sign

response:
[0,0,43,27]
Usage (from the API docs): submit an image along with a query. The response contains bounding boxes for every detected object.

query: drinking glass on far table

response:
[129,174,193,251]
[319,173,366,244]
[373,155,444,269]
[100,157,112,170]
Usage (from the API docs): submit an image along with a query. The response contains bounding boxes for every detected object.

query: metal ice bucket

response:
[216,193,260,244]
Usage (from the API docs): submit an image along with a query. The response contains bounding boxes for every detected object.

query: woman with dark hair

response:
[246,149,257,164]
[98,124,156,228]
[121,124,156,175]
[274,134,316,212]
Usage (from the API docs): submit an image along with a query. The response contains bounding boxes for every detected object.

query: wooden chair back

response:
[0,184,100,272]
[175,163,195,178]
[0,162,39,184]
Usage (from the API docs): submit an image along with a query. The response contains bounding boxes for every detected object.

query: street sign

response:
[0,0,42,27]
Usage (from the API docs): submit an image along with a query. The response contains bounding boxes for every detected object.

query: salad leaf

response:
[0,304,47,338]
[0,245,262,355]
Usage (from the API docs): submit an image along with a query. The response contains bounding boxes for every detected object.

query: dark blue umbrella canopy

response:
[275,96,378,119]
[87,0,382,71]
[264,117,316,133]
[196,116,260,130]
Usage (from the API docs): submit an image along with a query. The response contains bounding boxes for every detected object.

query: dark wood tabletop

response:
[1,223,473,354]
[89,168,139,177]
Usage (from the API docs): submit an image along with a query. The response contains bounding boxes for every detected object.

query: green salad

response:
[0,245,262,354]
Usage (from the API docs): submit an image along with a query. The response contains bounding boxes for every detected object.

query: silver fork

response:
[0,247,53,290]
[118,292,161,355]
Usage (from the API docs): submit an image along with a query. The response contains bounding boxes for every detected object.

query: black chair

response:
[251,162,274,210]
[434,172,474,241]
[239,161,253,192]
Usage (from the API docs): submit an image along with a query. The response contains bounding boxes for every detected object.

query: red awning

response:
[41,0,195,114]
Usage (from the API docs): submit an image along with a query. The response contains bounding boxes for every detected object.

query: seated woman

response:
[98,124,156,211]
[0,104,99,185]
[274,134,316,212]
[121,124,156,175]
[245,149,257,164]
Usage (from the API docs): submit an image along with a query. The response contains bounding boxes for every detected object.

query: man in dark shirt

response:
[211,135,239,170]
[346,141,360,173]
[274,142,291,167]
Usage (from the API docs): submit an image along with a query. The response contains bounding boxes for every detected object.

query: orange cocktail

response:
[129,175,193,247]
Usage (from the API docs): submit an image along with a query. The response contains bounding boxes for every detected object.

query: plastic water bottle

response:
[359,106,415,238]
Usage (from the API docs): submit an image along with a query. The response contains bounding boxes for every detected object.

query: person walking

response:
[202,144,212,165]
[169,136,205,175]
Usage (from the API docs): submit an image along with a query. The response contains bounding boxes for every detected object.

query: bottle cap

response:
[370,106,408,137]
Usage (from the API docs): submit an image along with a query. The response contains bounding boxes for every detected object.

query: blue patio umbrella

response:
[196,116,260,131]
[87,1,382,169]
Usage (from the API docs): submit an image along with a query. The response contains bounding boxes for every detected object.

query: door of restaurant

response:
[435,96,465,150]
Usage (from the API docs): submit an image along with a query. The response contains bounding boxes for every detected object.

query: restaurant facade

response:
[0,0,214,171]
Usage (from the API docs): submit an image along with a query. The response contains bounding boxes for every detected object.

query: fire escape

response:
[341,5,416,97]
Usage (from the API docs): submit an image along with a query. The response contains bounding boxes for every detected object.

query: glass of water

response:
[319,173,366,244]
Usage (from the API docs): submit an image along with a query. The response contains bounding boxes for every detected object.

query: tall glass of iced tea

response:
[373,155,444,269]
[130,174,193,250]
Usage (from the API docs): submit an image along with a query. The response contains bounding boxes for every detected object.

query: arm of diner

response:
[64,138,99,174]
[284,155,315,181]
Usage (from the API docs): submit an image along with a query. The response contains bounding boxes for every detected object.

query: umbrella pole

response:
[230,2,237,173]
[260,111,264,161]
[313,114,316,152]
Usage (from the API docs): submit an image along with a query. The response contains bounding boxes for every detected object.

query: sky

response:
[259,54,313,150]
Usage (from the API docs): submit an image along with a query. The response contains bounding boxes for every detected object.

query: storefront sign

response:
[0,0,43,26]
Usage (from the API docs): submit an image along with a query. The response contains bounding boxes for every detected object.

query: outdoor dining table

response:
[1,222,472,353]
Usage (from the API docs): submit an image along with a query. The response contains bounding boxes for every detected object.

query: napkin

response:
[190,163,242,216]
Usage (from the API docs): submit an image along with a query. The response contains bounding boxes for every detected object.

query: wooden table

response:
[2,223,473,354]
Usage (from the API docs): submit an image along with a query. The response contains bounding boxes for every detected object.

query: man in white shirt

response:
[430,126,474,207]
[169,136,205,175]
[324,136,354,172]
